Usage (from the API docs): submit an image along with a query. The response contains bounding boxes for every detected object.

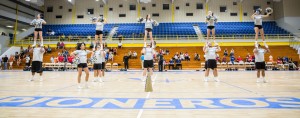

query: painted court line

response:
[137,74,158,118]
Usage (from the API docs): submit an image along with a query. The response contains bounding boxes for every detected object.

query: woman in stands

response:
[71,43,92,89]
[253,43,270,83]
[141,42,156,82]
[203,42,221,82]
[92,16,107,50]
[31,14,46,47]
[140,14,158,47]
[251,8,271,44]
[205,11,217,43]
[91,44,105,83]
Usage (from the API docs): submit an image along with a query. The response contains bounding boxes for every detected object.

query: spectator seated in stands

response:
[68,55,74,64]
[50,56,55,63]
[118,40,122,49]
[222,56,227,63]
[230,56,235,64]
[175,59,182,70]
[59,41,65,49]
[246,53,251,62]
[237,56,243,63]
[173,54,179,60]
[105,52,109,61]
[109,52,114,61]
[47,45,52,53]
[179,52,185,61]
[194,53,200,61]
[283,56,289,64]
[277,57,283,64]
[224,48,228,57]
[230,48,235,57]
[132,51,137,59]
[169,59,175,70]
[269,55,273,62]
[56,42,60,49]
[166,49,170,55]
[113,48,117,55]
[184,52,190,61]
[58,54,64,63]
[216,54,220,63]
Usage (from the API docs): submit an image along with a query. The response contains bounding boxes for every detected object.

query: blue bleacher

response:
[42,21,290,38]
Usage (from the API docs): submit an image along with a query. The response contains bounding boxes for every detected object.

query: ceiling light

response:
[6,26,13,28]
[22,29,27,31]
[68,0,71,2]
[25,0,30,1]
[96,0,99,1]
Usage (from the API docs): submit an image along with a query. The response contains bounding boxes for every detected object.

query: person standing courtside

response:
[123,53,130,70]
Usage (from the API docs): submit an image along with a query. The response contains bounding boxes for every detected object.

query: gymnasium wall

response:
[274,0,300,36]
[44,0,275,24]
[0,0,40,20]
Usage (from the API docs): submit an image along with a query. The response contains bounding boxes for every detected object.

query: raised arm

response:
[251,13,256,20]
[262,13,271,18]
[42,19,46,24]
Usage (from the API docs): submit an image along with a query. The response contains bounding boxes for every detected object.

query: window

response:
[119,4,123,7]
[119,14,126,17]
[220,6,227,12]
[230,13,238,16]
[130,5,136,10]
[152,13,159,17]
[88,9,94,14]
[253,6,260,10]
[186,13,193,16]
[142,7,146,10]
[56,15,62,18]
[196,3,203,9]
[100,4,103,7]
[77,15,84,19]
[186,3,190,6]
[233,2,237,5]
[152,4,156,7]
[47,6,53,12]
[243,13,247,16]
[163,4,169,10]
[176,6,179,10]
[68,9,72,12]
[109,8,113,11]
[267,1,271,5]
[59,6,63,9]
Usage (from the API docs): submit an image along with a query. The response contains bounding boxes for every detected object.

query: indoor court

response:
[0,0,300,118]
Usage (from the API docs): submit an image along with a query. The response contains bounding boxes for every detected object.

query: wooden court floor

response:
[0,70,299,118]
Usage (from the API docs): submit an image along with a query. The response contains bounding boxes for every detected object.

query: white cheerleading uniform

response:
[142,19,154,30]
[254,48,266,69]
[31,47,45,73]
[31,19,45,31]
[143,47,154,68]
[206,47,217,69]
[73,50,91,68]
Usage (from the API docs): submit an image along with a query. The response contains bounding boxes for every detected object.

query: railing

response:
[13,34,294,45]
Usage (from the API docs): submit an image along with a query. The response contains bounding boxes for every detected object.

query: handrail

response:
[13,33,294,46]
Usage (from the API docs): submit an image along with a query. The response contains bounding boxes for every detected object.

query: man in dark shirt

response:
[175,59,182,70]
[123,53,130,70]
[3,55,8,70]
[157,53,164,72]
[169,59,174,70]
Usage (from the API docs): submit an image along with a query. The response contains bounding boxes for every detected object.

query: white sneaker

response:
[93,78,98,82]
[39,77,43,82]
[41,43,43,47]
[28,78,33,82]
[263,78,267,83]
[204,77,208,82]
[99,78,103,83]
[214,77,220,82]
[77,85,83,89]
[32,42,36,47]
[256,78,260,83]
[85,83,89,88]
[142,76,146,82]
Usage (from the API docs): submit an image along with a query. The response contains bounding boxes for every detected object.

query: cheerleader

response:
[28,43,45,81]
[205,11,217,42]
[91,44,105,82]
[71,43,92,89]
[141,42,156,82]
[92,16,107,50]
[30,14,46,47]
[251,8,271,44]
[203,42,221,82]
[140,14,158,47]
[253,43,270,83]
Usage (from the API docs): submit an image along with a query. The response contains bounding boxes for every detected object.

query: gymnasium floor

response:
[0,70,299,118]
